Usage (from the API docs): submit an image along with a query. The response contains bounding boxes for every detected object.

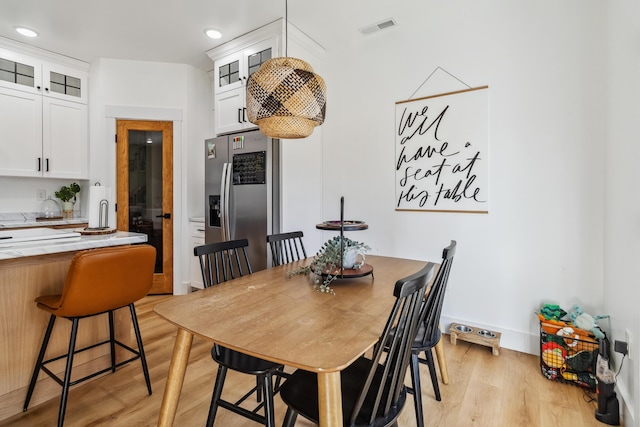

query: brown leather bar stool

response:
[23,244,156,427]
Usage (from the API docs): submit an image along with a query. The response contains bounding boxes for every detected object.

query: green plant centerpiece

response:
[288,235,371,293]
[55,182,81,210]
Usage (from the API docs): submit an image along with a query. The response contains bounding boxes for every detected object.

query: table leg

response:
[157,328,194,427]
[317,371,343,427]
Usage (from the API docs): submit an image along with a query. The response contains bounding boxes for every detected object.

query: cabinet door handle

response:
[197,228,205,232]
[243,107,247,123]
[156,213,171,219]
[238,108,242,124]
[37,157,41,172]
[45,158,49,172]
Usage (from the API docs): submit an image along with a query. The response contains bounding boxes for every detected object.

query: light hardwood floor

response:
[1,295,607,427]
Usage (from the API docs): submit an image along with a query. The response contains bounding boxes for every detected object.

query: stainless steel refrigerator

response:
[204,129,280,272]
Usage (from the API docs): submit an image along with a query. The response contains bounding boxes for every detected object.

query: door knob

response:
[156,213,171,219]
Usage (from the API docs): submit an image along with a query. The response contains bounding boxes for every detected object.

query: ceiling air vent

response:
[359,18,397,36]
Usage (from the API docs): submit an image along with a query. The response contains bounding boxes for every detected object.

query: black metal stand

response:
[315,196,372,280]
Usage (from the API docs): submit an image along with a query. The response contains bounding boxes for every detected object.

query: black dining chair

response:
[194,239,283,427]
[279,262,437,427]
[266,231,307,266]
[407,240,457,427]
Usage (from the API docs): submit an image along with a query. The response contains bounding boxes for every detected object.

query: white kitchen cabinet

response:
[0,86,42,176]
[210,38,277,135]
[207,20,325,136]
[190,219,205,290]
[0,43,89,178]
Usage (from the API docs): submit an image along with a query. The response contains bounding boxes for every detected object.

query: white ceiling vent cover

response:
[359,18,397,36]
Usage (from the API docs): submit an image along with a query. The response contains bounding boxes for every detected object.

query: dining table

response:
[154,254,443,427]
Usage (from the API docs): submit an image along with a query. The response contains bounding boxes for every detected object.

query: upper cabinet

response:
[0,42,89,178]
[210,38,278,135]
[206,19,325,136]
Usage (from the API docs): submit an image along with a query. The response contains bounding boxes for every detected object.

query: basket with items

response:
[538,303,609,391]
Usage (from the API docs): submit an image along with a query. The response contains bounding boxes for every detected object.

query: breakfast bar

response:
[0,229,147,422]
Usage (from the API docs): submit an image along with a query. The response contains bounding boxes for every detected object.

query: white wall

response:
[603,1,640,425]
[284,0,607,354]
[277,1,640,422]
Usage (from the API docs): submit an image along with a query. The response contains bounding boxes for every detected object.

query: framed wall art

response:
[395,86,489,213]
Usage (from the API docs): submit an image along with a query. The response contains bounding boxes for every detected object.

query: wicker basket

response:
[246,57,326,139]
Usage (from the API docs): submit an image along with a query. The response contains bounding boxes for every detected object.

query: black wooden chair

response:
[407,240,457,427]
[279,262,437,427]
[193,239,283,427]
[23,245,156,427]
[266,231,307,266]
[194,239,252,288]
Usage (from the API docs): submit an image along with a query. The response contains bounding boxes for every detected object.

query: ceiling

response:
[0,0,401,71]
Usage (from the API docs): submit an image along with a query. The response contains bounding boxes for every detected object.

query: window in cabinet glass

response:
[49,71,81,98]
[219,60,240,88]
[0,57,34,87]
[247,48,271,76]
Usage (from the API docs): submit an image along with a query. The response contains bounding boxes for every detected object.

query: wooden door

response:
[116,120,173,294]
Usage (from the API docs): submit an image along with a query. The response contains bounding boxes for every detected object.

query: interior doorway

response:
[116,120,173,294]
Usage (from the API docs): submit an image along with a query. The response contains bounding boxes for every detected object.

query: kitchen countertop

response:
[0,212,89,229]
[0,230,147,260]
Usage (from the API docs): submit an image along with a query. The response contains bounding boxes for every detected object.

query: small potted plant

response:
[288,235,370,293]
[55,182,81,212]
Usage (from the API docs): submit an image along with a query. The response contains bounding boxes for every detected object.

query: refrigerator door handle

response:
[220,162,228,241]
[222,162,232,241]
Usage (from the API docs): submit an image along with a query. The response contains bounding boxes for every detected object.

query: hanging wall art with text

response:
[395,86,489,213]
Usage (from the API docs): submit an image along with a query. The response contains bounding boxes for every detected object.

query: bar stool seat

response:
[23,244,156,427]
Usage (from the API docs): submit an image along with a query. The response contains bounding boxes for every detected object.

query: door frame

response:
[116,119,174,294]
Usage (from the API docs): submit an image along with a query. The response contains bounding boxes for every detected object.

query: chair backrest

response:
[194,239,252,287]
[266,231,307,266]
[417,240,457,347]
[54,244,156,317]
[350,262,437,426]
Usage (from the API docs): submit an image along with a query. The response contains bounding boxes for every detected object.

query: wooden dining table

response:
[154,254,440,427]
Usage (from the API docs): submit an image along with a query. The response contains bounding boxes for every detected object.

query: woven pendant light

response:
[246,57,325,138]
[245,1,326,139]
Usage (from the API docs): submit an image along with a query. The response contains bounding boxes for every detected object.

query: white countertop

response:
[0,230,148,260]
[0,213,89,229]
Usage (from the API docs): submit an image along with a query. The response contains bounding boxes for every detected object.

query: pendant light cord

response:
[285,0,288,57]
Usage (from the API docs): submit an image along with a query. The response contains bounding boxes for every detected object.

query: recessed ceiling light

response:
[205,29,222,39]
[15,27,38,38]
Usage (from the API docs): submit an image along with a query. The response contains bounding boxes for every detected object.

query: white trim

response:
[0,35,89,70]
[105,105,182,121]
[440,314,538,355]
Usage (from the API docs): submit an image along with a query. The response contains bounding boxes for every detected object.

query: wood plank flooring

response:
[1,295,606,427]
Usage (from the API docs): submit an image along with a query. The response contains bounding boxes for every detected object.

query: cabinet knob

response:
[36,85,41,90]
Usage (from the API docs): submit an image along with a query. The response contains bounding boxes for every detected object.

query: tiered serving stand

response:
[315,197,373,279]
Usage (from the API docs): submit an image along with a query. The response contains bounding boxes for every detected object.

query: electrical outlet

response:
[36,189,46,201]
[626,329,633,360]
[614,340,628,355]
